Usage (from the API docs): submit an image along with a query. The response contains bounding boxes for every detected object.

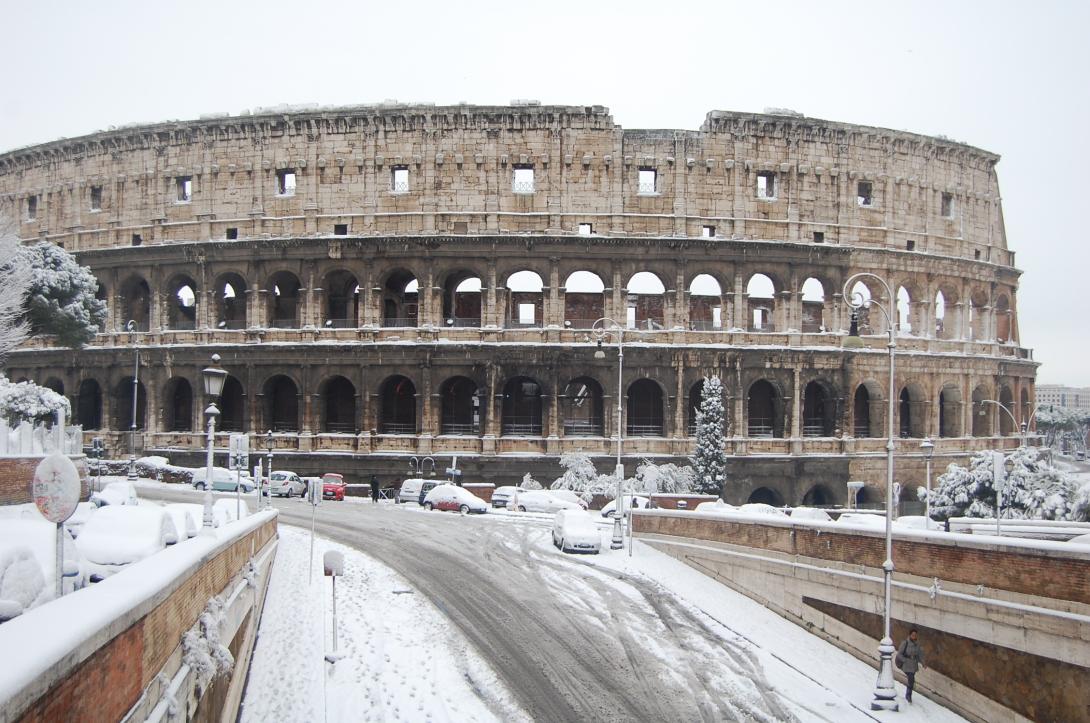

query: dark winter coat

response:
[897,638,924,674]
[370,476,380,499]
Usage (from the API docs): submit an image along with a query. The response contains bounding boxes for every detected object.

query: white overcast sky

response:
[2,0,1086,385]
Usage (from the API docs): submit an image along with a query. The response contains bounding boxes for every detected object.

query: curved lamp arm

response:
[842,272,895,335]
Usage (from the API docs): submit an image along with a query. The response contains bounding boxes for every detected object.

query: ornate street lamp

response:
[592,317,625,551]
[920,438,935,522]
[842,273,899,711]
[201,354,228,534]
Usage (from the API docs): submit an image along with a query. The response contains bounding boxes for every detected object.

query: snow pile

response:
[183,595,234,695]
[76,506,177,567]
[789,506,833,522]
[90,481,138,507]
[0,547,46,620]
[0,376,69,425]
[694,499,737,514]
[0,514,85,615]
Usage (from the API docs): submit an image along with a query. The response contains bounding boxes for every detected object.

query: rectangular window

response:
[391,167,409,193]
[334,223,348,236]
[626,305,637,328]
[276,169,296,196]
[452,221,469,234]
[712,307,722,328]
[176,176,192,202]
[857,181,873,207]
[906,239,916,251]
[638,168,657,194]
[90,186,102,211]
[702,225,715,238]
[26,196,37,220]
[756,172,776,199]
[941,192,954,218]
[512,166,535,194]
[813,231,825,243]
[132,233,143,246]
[518,303,536,325]
[578,223,593,236]
[225,227,239,240]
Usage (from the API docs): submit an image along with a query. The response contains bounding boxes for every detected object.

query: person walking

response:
[897,628,925,703]
[370,474,380,504]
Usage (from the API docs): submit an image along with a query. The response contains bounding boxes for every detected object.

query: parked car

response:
[76,506,178,582]
[548,490,590,510]
[90,481,139,507]
[600,495,650,518]
[423,484,489,514]
[1077,450,1086,461]
[510,489,583,514]
[695,499,737,514]
[418,479,444,505]
[214,498,250,523]
[835,512,887,528]
[270,470,306,498]
[162,504,198,539]
[492,485,519,509]
[894,515,944,531]
[737,503,788,517]
[552,509,601,554]
[789,506,833,522]
[322,473,347,501]
[397,478,428,504]
[192,467,255,493]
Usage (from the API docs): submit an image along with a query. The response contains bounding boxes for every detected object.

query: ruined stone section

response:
[633,511,1090,722]
[0,105,1036,504]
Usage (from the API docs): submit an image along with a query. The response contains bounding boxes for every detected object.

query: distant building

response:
[1036,385,1090,412]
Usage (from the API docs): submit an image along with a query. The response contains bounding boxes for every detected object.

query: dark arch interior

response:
[747,487,785,506]
[802,381,835,437]
[563,377,603,436]
[321,376,357,432]
[165,378,193,431]
[264,376,298,432]
[77,379,103,429]
[268,272,302,327]
[380,376,416,434]
[440,377,481,434]
[802,484,833,506]
[627,379,664,436]
[853,385,872,437]
[219,377,245,432]
[215,273,248,329]
[748,380,782,438]
[502,377,542,435]
[325,271,360,328]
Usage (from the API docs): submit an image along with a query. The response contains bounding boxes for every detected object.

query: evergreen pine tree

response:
[690,375,727,495]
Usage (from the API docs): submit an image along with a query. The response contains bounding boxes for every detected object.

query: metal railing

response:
[512,181,535,194]
[268,318,298,329]
[391,181,409,193]
[802,423,827,437]
[445,317,480,328]
[502,419,543,435]
[508,319,541,328]
[382,317,416,328]
[217,319,247,330]
[563,420,604,436]
[323,422,356,433]
[440,423,479,435]
[379,422,416,435]
[324,318,356,329]
[748,420,774,438]
[748,322,776,333]
[637,181,657,194]
[564,318,600,330]
[689,320,721,331]
[626,420,663,437]
[168,319,196,330]
[272,422,298,433]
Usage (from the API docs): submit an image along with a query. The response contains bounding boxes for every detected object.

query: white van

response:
[397,478,428,504]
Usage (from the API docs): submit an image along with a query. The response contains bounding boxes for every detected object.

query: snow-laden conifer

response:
[689,376,727,495]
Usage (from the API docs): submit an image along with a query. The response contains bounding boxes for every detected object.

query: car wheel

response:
[459,504,470,515]
[424,502,434,511]
[518,505,526,512]
[195,482,205,491]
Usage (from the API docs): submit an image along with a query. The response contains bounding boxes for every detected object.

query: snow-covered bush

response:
[550,452,601,502]
[519,472,542,490]
[1035,407,1089,453]
[929,446,1080,520]
[0,375,70,425]
[690,376,727,495]
[1069,482,1090,522]
[635,460,694,494]
[0,224,30,363]
[16,241,107,348]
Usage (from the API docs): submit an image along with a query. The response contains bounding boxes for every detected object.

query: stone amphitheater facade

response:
[0,103,1036,505]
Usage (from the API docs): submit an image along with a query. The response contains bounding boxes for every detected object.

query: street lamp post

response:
[265,430,274,510]
[842,273,899,711]
[201,355,228,534]
[126,320,140,481]
[920,438,935,522]
[592,317,625,551]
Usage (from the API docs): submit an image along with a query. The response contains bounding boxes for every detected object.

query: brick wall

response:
[0,457,90,507]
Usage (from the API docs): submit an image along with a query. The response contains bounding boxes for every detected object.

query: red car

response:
[321,473,346,501]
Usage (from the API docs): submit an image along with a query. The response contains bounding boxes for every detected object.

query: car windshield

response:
[271,473,288,481]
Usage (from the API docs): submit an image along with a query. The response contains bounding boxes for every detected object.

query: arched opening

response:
[1020,387,1031,432]
[119,275,151,331]
[324,271,360,328]
[995,295,1012,343]
[747,487,785,506]
[746,274,776,332]
[939,384,963,438]
[563,271,604,329]
[627,379,664,436]
[320,376,357,433]
[998,386,1015,436]
[77,379,102,429]
[853,383,879,437]
[689,275,722,330]
[267,271,302,328]
[440,377,481,435]
[562,377,603,436]
[802,484,834,507]
[802,381,835,437]
[443,273,483,327]
[165,275,198,330]
[383,271,418,327]
[896,286,913,335]
[164,378,193,432]
[934,290,947,339]
[219,377,245,432]
[848,281,875,334]
[213,273,247,330]
[747,379,782,438]
[94,285,108,332]
[263,375,299,433]
[899,388,912,438]
[507,270,545,328]
[502,377,543,435]
[42,377,64,396]
[112,377,147,430]
[971,385,990,437]
[688,379,705,436]
[626,272,666,330]
[379,376,417,434]
[800,278,827,333]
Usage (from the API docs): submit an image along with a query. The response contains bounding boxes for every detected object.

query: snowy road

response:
[140,486,963,723]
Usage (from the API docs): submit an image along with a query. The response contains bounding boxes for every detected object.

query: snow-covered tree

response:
[690,376,727,495]
[1072,482,1090,522]
[1035,407,1089,453]
[550,452,601,502]
[636,460,694,495]
[519,472,542,490]
[0,224,30,362]
[929,446,1080,521]
[16,241,107,348]
[0,374,71,425]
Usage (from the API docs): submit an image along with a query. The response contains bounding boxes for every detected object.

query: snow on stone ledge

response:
[0,509,277,711]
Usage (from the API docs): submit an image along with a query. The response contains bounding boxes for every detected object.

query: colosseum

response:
[0,103,1035,506]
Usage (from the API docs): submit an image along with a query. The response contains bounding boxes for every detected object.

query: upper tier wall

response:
[0,105,1006,262]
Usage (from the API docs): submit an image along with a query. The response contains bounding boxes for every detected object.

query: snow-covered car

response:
[548,490,590,510]
[214,498,250,523]
[269,470,305,497]
[509,489,583,514]
[492,485,519,509]
[397,478,427,504]
[552,509,601,554]
[76,506,179,582]
[894,515,944,531]
[737,503,788,517]
[322,473,347,501]
[789,506,833,522]
[0,517,85,619]
[162,504,198,539]
[600,495,650,518]
[423,484,488,514]
[835,512,887,528]
[695,499,737,514]
[192,466,255,493]
[164,502,230,530]
[90,481,138,507]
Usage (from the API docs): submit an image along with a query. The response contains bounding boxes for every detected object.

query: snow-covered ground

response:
[241,525,528,723]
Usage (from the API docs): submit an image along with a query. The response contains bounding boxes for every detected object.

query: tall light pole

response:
[265,429,274,510]
[842,272,898,712]
[592,317,625,551]
[126,320,140,481]
[201,355,227,534]
[920,438,934,522]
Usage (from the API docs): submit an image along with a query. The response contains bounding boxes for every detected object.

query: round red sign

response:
[31,454,81,524]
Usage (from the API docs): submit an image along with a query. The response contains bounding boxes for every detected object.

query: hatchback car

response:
[192,467,255,493]
[552,509,601,554]
[270,470,306,497]
[397,478,427,504]
[423,484,489,514]
[600,495,650,518]
[492,485,519,509]
[322,473,347,500]
[510,490,584,514]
